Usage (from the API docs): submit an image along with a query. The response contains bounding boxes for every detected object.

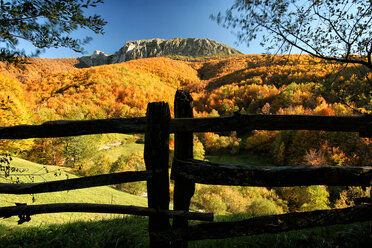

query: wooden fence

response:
[0,89,371,247]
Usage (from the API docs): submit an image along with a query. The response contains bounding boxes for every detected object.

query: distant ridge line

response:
[78,38,243,67]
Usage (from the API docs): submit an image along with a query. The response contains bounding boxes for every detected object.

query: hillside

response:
[0,157,147,227]
[0,53,370,216]
[6,54,370,121]
[0,58,82,85]
[23,57,199,120]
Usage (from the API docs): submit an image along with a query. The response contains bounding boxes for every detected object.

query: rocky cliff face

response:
[78,38,242,66]
[78,50,111,67]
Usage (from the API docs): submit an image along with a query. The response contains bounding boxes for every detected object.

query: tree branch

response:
[313,5,349,47]
[1,14,44,23]
[347,5,372,48]
[274,25,372,70]
[0,32,28,41]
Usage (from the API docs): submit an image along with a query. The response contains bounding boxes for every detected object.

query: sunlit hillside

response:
[0,54,370,215]
[0,157,147,227]
[188,55,371,114]
[2,54,370,121]
[21,57,200,121]
[1,54,370,166]
[0,58,80,84]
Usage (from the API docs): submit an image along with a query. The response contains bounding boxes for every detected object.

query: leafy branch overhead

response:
[0,0,106,63]
[212,0,372,70]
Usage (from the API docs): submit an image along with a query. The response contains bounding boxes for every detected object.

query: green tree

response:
[0,0,106,63]
[63,135,98,168]
[212,0,371,70]
[275,186,330,212]
[109,152,146,196]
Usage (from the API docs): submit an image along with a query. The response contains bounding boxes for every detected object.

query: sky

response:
[20,0,265,59]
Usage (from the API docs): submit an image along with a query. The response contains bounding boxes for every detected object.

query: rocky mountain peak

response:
[78,38,243,67]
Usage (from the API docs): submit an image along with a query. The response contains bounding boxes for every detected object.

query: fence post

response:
[172,90,195,248]
[144,102,171,248]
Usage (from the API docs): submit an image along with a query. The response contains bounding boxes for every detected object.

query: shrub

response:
[82,154,113,176]
[275,186,330,212]
[197,192,227,213]
[334,186,370,208]
[193,136,205,160]
[246,198,283,216]
[197,132,240,154]
[109,151,146,196]
[192,185,244,214]
[245,130,277,153]
[303,149,328,165]
[192,185,286,215]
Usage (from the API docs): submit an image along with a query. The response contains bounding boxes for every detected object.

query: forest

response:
[0,54,371,218]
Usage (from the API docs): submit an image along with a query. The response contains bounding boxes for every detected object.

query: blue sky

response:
[20,0,265,58]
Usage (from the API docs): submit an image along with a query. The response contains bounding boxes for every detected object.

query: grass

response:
[1,150,371,247]
[96,142,144,162]
[205,151,274,166]
[188,219,372,248]
[0,157,148,228]
[0,216,149,248]
[0,215,370,248]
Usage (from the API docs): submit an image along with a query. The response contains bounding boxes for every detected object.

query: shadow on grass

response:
[189,215,372,248]
[0,215,371,248]
[0,216,148,248]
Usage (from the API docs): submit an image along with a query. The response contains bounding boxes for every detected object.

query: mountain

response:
[78,38,243,67]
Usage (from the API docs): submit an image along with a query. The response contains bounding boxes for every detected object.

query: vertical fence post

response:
[172,90,195,248]
[144,102,171,248]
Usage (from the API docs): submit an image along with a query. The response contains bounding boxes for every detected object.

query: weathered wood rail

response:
[154,204,372,242]
[1,114,370,139]
[171,159,372,187]
[0,203,213,221]
[0,117,146,139]
[0,170,153,194]
[0,89,371,247]
[169,114,371,137]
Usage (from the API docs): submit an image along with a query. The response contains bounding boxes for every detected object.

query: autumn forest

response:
[0,54,371,215]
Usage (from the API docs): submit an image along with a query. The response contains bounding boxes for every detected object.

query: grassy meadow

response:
[0,214,370,247]
[0,157,148,228]
[1,150,371,247]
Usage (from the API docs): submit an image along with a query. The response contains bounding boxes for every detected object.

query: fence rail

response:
[0,203,213,221]
[0,114,370,140]
[0,170,152,194]
[0,117,146,139]
[171,159,372,187]
[169,114,372,137]
[154,204,372,242]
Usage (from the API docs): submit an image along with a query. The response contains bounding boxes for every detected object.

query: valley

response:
[0,47,371,246]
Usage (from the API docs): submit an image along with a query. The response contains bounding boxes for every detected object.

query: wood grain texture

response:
[0,117,146,139]
[144,102,172,248]
[171,90,196,248]
[169,114,372,137]
[0,203,213,221]
[154,204,372,241]
[171,159,372,186]
[1,114,369,139]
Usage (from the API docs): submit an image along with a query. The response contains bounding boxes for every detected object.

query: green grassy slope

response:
[0,213,370,248]
[0,158,147,228]
[205,151,274,166]
[1,157,370,247]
